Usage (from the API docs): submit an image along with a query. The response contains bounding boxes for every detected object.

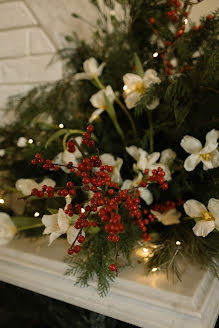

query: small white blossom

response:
[89,86,115,122]
[17,137,27,148]
[16,178,56,196]
[184,198,219,237]
[0,149,5,157]
[0,212,17,245]
[122,172,153,205]
[53,136,83,173]
[74,57,105,80]
[180,129,219,171]
[123,69,161,109]
[99,153,123,184]
[151,209,181,226]
[42,198,85,246]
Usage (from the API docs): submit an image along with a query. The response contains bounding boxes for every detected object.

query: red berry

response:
[207,15,213,20]
[149,17,155,24]
[161,183,168,190]
[74,245,81,253]
[66,181,74,188]
[78,235,85,243]
[31,159,37,165]
[67,248,74,255]
[87,125,94,132]
[69,188,76,196]
[110,264,117,272]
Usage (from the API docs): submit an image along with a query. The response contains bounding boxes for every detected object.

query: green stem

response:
[17,223,44,231]
[94,77,105,89]
[115,97,137,137]
[147,110,154,153]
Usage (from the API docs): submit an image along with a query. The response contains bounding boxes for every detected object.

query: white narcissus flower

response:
[151,209,181,226]
[74,57,105,80]
[126,146,173,180]
[89,86,115,122]
[184,198,219,237]
[17,137,27,148]
[123,69,161,109]
[160,148,176,166]
[180,129,219,171]
[0,212,17,245]
[16,178,56,196]
[42,206,85,246]
[0,149,5,157]
[100,153,123,185]
[122,172,153,205]
[53,136,83,173]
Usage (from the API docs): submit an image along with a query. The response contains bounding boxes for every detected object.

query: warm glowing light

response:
[28,138,34,144]
[184,18,188,25]
[152,267,158,272]
[0,198,5,204]
[176,241,181,246]
[81,208,86,213]
[34,212,40,217]
[59,123,64,128]
[143,248,149,255]
[153,52,159,58]
[123,85,128,91]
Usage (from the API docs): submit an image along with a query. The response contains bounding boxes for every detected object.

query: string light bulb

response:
[81,208,85,213]
[0,198,5,204]
[123,85,128,91]
[153,52,159,58]
[143,248,149,255]
[176,241,181,246]
[152,267,158,272]
[28,138,34,144]
[59,123,64,129]
[184,18,188,25]
[34,212,40,217]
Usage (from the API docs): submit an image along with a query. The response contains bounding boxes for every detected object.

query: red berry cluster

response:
[151,200,176,213]
[32,155,59,171]
[31,185,54,198]
[31,125,169,273]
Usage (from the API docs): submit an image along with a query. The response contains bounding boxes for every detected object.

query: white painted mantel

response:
[0,236,218,328]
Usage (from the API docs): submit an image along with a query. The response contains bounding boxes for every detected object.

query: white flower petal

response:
[151,209,181,225]
[89,108,104,122]
[17,137,27,148]
[57,208,70,233]
[0,149,5,157]
[42,214,59,232]
[184,199,207,218]
[180,135,202,154]
[192,220,215,237]
[49,232,62,245]
[147,98,160,110]
[105,85,115,103]
[148,152,160,165]
[83,57,98,75]
[184,154,201,171]
[16,179,38,196]
[138,187,153,205]
[67,226,85,245]
[125,91,141,109]
[97,62,106,76]
[160,149,176,166]
[208,198,219,221]
[74,72,91,80]
[100,153,115,166]
[126,146,147,162]
[205,129,219,145]
[90,90,105,109]
[39,178,56,189]
[0,212,17,245]
[143,69,161,87]
[123,73,142,90]
[121,179,133,190]
[62,150,78,166]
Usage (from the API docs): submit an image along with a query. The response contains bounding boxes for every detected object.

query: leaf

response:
[134,53,144,78]
[45,129,83,149]
[104,94,124,139]
[47,208,58,215]
[174,104,191,125]
[71,13,80,19]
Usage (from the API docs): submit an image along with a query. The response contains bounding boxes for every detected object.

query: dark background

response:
[0,281,218,328]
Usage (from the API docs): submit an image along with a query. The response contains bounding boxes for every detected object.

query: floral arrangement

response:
[0,0,219,295]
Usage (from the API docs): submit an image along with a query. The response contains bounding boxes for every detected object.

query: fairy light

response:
[153,52,159,58]
[28,138,34,144]
[59,123,64,129]
[184,18,188,25]
[34,212,40,217]
[152,267,158,272]
[0,198,5,204]
[143,248,149,255]
[123,85,128,91]
[81,208,85,213]
[176,241,181,246]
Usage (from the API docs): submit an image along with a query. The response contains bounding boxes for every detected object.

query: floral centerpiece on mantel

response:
[0,0,219,296]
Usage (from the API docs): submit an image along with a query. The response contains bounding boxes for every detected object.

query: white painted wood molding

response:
[0,236,218,328]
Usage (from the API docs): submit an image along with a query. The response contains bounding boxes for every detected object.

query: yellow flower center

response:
[202,211,215,221]
[134,81,145,94]
[200,153,212,161]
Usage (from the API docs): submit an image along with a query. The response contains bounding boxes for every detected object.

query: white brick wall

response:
[0,0,218,125]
